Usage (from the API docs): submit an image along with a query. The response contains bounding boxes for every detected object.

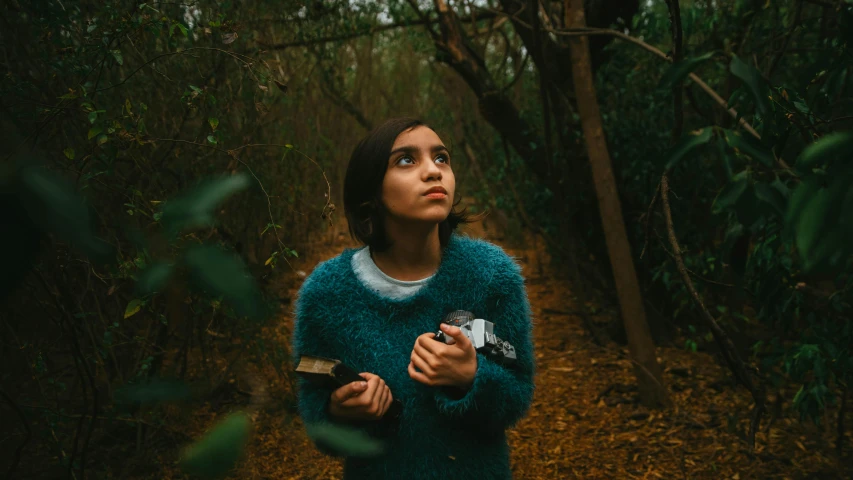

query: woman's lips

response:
[424,192,447,199]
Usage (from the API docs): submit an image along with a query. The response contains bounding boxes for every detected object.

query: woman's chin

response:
[396,212,451,225]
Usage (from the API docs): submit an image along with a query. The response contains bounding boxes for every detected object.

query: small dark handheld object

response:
[295,355,403,420]
[434,310,517,366]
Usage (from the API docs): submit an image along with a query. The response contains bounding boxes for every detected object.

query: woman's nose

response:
[422,157,442,180]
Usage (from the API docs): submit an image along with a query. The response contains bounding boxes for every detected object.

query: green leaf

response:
[115,378,190,406]
[184,245,265,320]
[177,23,189,37]
[730,55,770,115]
[180,412,252,479]
[208,117,219,130]
[786,173,851,271]
[664,128,714,171]
[734,185,760,228]
[712,173,749,214]
[87,127,102,140]
[135,262,174,295]
[88,111,98,124]
[724,129,774,167]
[657,52,715,91]
[207,135,217,144]
[17,166,114,263]
[795,132,853,172]
[111,49,123,65]
[754,181,787,216]
[63,148,75,160]
[305,422,386,457]
[124,298,144,318]
[160,173,251,233]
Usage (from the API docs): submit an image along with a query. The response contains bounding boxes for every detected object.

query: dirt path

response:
[215,216,847,479]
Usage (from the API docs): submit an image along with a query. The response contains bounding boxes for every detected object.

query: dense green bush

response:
[596,0,852,424]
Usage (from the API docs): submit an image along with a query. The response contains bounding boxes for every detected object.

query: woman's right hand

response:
[328,372,393,421]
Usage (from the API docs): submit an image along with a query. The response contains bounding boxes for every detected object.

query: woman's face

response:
[381,125,456,225]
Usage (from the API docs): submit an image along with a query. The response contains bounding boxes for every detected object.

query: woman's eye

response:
[397,156,415,165]
[435,154,449,164]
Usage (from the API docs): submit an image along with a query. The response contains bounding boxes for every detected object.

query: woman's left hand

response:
[408,323,477,389]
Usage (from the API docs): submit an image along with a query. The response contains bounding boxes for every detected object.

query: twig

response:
[547,27,761,140]
[768,0,804,77]
[664,0,684,140]
[640,180,661,260]
[94,47,269,94]
[839,386,848,456]
[258,11,497,50]
[0,388,31,479]
[659,174,766,449]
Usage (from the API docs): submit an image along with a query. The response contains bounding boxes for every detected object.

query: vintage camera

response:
[433,310,517,366]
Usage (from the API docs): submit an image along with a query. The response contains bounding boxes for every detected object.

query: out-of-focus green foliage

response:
[306,422,387,457]
[180,412,253,479]
[2,0,851,477]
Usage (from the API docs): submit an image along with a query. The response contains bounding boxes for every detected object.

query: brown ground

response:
[157,213,852,480]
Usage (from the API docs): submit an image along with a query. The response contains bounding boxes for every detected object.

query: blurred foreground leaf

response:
[0,192,44,300]
[135,261,175,295]
[185,245,266,320]
[161,173,251,235]
[795,132,853,172]
[17,166,115,264]
[785,173,852,272]
[306,422,385,457]
[180,412,252,479]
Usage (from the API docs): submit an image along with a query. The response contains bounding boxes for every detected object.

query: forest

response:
[0,0,851,478]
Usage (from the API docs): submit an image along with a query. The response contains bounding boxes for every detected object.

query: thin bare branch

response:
[659,174,766,449]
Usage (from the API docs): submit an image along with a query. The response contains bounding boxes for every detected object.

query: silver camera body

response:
[434,310,517,366]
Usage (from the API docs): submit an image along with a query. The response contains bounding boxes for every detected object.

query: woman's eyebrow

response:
[388,144,448,157]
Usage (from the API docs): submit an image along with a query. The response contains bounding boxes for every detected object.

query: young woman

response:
[292,117,535,479]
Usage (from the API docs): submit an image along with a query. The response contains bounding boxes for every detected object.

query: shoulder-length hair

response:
[343,117,471,252]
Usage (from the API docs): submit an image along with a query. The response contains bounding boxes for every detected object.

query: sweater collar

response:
[342,233,463,306]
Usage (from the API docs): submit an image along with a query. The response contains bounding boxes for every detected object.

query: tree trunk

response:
[564,0,669,408]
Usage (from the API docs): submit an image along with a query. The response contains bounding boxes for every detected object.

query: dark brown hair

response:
[343,117,471,252]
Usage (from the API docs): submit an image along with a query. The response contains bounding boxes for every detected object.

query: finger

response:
[373,385,389,417]
[380,387,393,416]
[441,324,472,349]
[342,376,379,408]
[417,334,444,355]
[331,380,368,403]
[366,376,383,410]
[408,361,433,386]
[414,341,444,363]
[358,372,377,381]
[410,350,435,377]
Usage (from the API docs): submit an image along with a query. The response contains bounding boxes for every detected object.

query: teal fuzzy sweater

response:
[292,234,535,480]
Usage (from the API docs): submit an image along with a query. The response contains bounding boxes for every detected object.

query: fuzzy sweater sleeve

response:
[433,247,535,432]
[292,260,373,457]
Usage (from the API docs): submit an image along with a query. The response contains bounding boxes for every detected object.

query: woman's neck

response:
[370,222,442,281]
